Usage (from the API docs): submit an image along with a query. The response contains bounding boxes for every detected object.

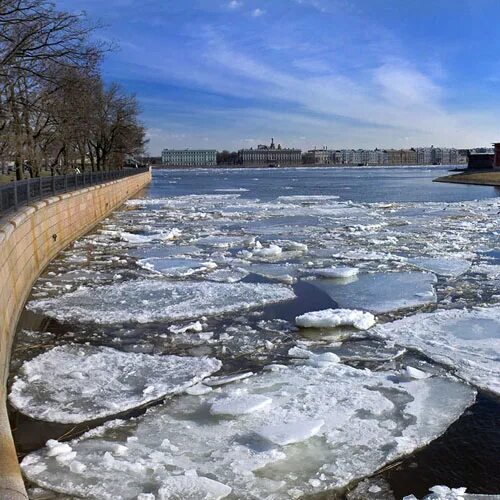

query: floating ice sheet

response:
[28,280,296,325]
[296,308,376,330]
[375,306,500,395]
[408,257,471,277]
[138,258,216,277]
[310,272,437,314]
[22,362,476,499]
[9,345,221,423]
[403,485,500,499]
[310,267,359,278]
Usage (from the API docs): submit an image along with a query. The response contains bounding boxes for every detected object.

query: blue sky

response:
[58,0,500,154]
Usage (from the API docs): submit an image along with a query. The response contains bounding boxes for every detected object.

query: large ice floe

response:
[310,272,437,314]
[295,308,376,330]
[27,280,296,324]
[408,257,471,277]
[375,306,500,395]
[21,360,476,499]
[9,345,221,423]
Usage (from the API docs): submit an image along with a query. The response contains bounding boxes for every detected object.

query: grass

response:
[0,170,57,184]
[434,170,500,187]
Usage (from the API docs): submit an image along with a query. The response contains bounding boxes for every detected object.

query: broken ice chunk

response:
[158,475,231,499]
[311,267,359,279]
[295,309,376,330]
[210,393,272,416]
[256,419,325,445]
[21,362,476,499]
[169,321,203,334]
[403,484,483,499]
[252,243,283,258]
[9,345,221,423]
[405,366,431,379]
[28,280,296,325]
[310,272,437,314]
[375,306,500,395]
[185,384,213,396]
[288,346,340,366]
[203,372,254,387]
[138,258,216,278]
[408,257,471,277]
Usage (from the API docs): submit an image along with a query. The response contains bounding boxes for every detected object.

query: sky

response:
[57,0,500,155]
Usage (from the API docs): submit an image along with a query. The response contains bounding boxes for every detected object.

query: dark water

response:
[150,166,500,203]
[385,393,500,497]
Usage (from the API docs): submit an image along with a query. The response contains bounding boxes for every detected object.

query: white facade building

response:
[161,149,217,167]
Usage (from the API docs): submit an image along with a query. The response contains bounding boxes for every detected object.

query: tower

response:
[270,137,275,149]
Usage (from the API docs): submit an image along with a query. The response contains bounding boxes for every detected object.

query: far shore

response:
[434,170,500,187]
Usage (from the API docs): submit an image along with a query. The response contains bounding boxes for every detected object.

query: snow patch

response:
[296,309,376,330]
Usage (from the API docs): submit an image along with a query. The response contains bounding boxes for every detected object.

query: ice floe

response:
[404,485,500,499]
[21,361,476,499]
[210,392,272,416]
[408,257,471,277]
[295,308,376,330]
[28,280,296,324]
[375,306,500,395]
[137,257,217,277]
[310,272,437,314]
[310,266,359,278]
[158,475,232,499]
[9,345,221,423]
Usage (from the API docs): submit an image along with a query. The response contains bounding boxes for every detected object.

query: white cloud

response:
[228,0,242,9]
[252,8,265,17]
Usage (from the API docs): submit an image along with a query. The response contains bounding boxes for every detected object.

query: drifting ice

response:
[311,267,359,278]
[9,345,221,423]
[22,361,476,499]
[28,280,296,324]
[295,308,376,330]
[403,484,499,499]
[375,306,500,395]
[311,272,437,314]
[408,257,471,277]
[256,419,325,445]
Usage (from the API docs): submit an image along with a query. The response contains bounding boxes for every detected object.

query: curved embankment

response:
[434,170,500,186]
[0,169,152,499]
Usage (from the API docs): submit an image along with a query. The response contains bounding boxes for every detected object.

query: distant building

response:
[238,139,302,166]
[161,149,217,167]
[467,153,494,170]
[303,148,334,165]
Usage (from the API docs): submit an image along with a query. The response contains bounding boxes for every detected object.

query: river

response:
[9,167,500,499]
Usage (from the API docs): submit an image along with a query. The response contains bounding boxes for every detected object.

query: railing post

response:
[64,174,68,192]
[39,176,42,199]
[27,179,30,203]
[52,173,55,195]
[14,181,18,208]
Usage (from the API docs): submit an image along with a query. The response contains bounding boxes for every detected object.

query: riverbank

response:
[434,170,500,187]
[0,170,152,499]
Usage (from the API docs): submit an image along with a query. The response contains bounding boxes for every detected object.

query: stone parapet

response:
[0,169,151,498]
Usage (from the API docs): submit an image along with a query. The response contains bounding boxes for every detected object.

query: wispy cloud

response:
[251,8,265,17]
[54,0,500,153]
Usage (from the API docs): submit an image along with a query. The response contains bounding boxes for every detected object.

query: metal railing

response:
[0,167,149,216]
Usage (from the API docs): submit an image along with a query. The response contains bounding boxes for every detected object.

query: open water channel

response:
[8,167,500,499]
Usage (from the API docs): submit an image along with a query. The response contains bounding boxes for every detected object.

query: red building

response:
[494,143,500,167]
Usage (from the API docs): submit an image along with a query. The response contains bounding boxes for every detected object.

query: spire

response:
[271,137,275,149]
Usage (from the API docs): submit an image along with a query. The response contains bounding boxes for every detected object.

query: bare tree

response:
[0,0,146,179]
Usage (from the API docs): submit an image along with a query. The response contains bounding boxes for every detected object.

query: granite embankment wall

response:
[0,169,152,499]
